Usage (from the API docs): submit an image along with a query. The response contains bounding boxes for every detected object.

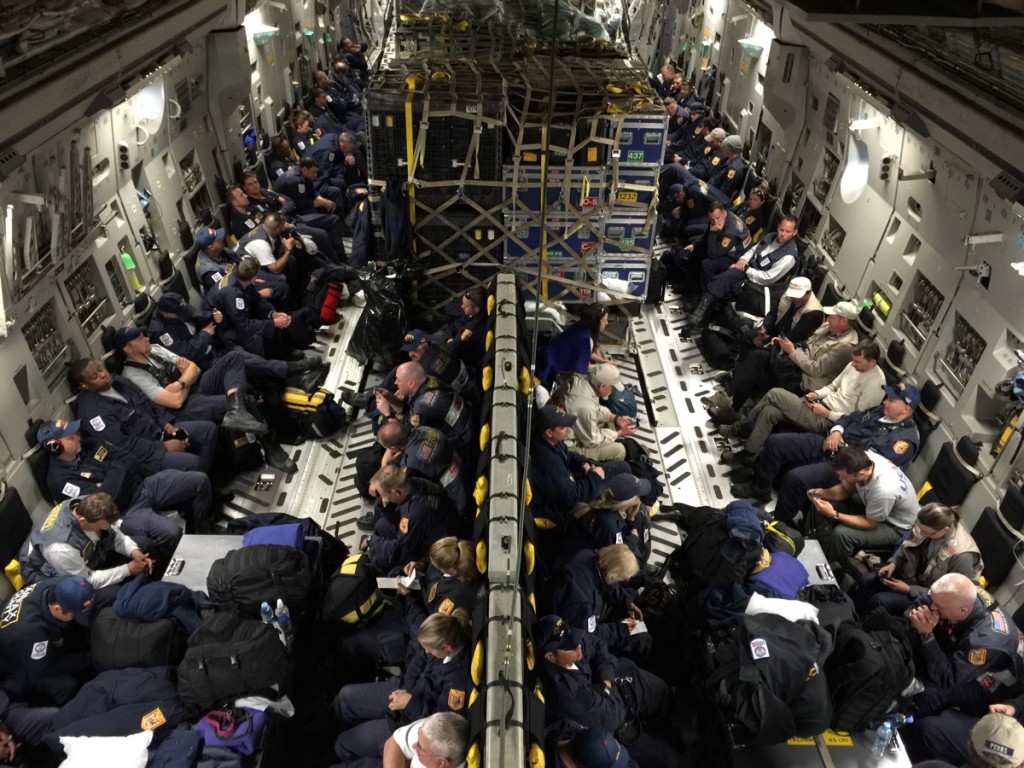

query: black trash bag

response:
[348,268,406,366]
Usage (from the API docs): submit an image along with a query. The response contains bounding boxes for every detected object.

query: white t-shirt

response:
[392,719,467,768]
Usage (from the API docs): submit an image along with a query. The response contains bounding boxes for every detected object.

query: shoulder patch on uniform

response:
[89,416,105,432]
[62,482,81,498]
[720,236,731,247]
[399,517,409,534]
[159,333,174,347]
[428,582,438,603]
[409,414,421,427]
[587,615,597,633]
[417,443,434,462]
[460,329,473,341]
[93,445,107,462]
[727,169,737,179]
[694,126,703,135]
[447,689,466,711]
[893,440,910,455]
[31,640,48,660]
[745,215,755,224]
[439,598,455,615]
[711,156,721,165]
[991,611,1009,635]
[968,648,988,665]
[235,297,246,310]
[141,708,166,731]
[420,390,437,405]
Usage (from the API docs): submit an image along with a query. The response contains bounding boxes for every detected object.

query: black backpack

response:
[207,544,313,618]
[281,386,347,439]
[668,515,763,591]
[177,611,292,713]
[825,612,914,732]
[91,607,188,671]
[705,613,833,746]
[320,553,386,626]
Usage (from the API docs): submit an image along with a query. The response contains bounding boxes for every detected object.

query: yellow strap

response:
[916,480,933,501]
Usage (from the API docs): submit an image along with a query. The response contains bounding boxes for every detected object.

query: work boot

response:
[259,436,298,474]
[356,511,375,531]
[292,367,328,393]
[719,448,755,466]
[730,481,771,503]
[701,391,732,410]
[708,405,739,425]
[223,391,269,435]
[287,353,323,373]
[680,293,714,335]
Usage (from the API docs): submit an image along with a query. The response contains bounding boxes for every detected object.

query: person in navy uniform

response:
[272,157,347,257]
[392,422,471,519]
[439,288,487,370]
[527,404,610,530]
[658,181,711,246]
[535,615,676,768]
[675,102,708,164]
[732,382,921,509]
[653,63,675,100]
[733,187,768,242]
[663,98,689,150]
[193,225,241,294]
[333,610,472,762]
[337,131,369,192]
[308,86,345,135]
[361,465,459,576]
[266,135,295,181]
[902,574,1024,764]
[402,329,474,397]
[71,359,218,474]
[676,202,751,298]
[562,474,652,563]
[147,292,219,365]
[0,578,95,707]
[202,255,293,357]
[686,127,727,181]
[375,362,474,452]
[40,418,213,534]
[705,134,748,203]
[545,544,645,659]
[341,537,485,668]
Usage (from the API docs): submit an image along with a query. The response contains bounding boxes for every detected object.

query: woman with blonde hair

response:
[333,609,473,763]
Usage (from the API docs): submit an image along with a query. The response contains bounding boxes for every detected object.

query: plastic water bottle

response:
[275,599,293,647]
[260,601,274,624]
[887,713,914,729]
[871,721,892,758]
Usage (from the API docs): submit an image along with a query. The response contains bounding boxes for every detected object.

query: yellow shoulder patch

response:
[141,708,166,731]
[711,156,721,165]
[439,598,455,615]
[727,169,737,179]
[399,517,410,534]
[448,689,466,710]
[893,440,910,455]
[461,329,472,341]
[429,582,438,602]
[968,648,987,666]
[720,236,731,247]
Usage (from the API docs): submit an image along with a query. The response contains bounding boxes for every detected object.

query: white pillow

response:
[59,730,153,767]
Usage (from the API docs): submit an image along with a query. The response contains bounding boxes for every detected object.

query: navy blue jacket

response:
[692,210,751,261]
[272,171,319,215]
[546,549,637,653]
[834,406,920,468]
[113,574,202,634]
[368,480,456,575]
[76,376,173,472]
[708,154,747,201]
[47,439,143,509]
[402,566,486,637]
[148,312,216,364]
[202,279,276,349]
[401,647,471,721]
[0,581,81,685]
[539,633,624,731]
[528,437,608,527]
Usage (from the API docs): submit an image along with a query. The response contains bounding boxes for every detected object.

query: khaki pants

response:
[572,439,628,462]
[744,388,833,453]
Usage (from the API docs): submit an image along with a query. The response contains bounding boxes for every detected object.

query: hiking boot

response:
[719,448,755,466]
[709,405,739,425]
[730,481,771,503]
[223,391,269,435]
[701,391,732,410]
[717,423,743,439]
[356,511,375,531]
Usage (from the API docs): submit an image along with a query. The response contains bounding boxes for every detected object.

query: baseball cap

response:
[156,292,186,314]
[971,713,1024,767]
[37,419,81,445]
[668,183,685,198]
[607,473,652,501]
[705,127,727,143]
[882,382,921,410]
[113,325,146,350]
[569,729,631,768]
[590,363,624,392]
[784,276,813,298]
[53,577,95,625]
[535,615,584,655]
[401,329,439,352]
[723,135,743,152]
[464,287,487,310]
[688,101,706,113]
[823,301,859,320]
[195,227,225,250]
[537,404,576,430]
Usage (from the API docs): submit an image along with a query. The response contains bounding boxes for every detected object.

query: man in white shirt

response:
[807,446,919,562]
[720,340,885,462]
[381,712,468,768]
[560,364,638,461]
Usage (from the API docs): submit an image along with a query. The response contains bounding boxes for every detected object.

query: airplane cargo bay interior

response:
[1,0,1024,766]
